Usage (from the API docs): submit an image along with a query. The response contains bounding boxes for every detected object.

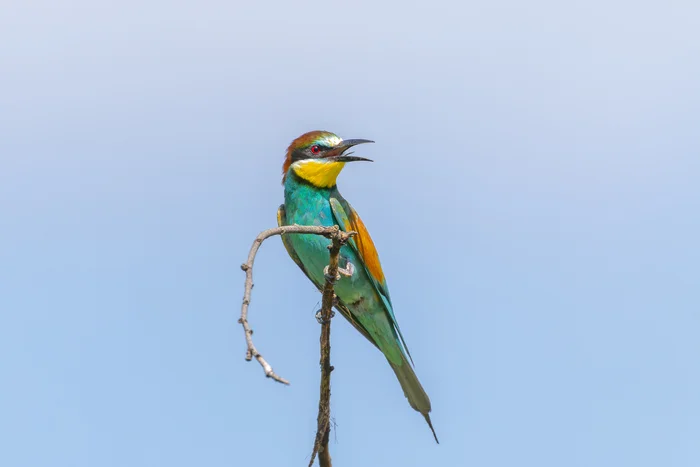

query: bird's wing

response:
[277,204,377,346]
[335,301,380,349]
[329,194,414,364]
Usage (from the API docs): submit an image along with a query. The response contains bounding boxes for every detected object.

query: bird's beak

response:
[325,139,374,162]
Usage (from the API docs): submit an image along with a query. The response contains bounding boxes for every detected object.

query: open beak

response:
[325,138,374,162]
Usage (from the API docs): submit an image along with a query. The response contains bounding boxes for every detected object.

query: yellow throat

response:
[292,160,346,188]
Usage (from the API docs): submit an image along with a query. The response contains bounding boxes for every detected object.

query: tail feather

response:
[389,357,439,443]
[423,413,439,444]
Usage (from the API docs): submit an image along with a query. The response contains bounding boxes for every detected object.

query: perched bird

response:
[277,130,438,443]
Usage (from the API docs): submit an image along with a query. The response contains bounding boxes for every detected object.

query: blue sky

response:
[1,1,698,466]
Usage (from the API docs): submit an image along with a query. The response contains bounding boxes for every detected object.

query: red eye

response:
[310,145,320,155]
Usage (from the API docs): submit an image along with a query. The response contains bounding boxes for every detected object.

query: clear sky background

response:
[1,1,698,466]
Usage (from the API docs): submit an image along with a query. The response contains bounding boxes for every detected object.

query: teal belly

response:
[283,177,405,363]
[284,183,377,307]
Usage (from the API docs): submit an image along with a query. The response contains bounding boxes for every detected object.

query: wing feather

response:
[329,194,414,365]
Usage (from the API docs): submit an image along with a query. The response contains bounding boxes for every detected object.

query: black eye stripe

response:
[292,144,328,161]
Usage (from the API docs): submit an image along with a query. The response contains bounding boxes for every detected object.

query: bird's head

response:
[282,130,373,187]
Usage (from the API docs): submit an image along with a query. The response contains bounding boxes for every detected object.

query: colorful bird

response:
[277,130,438,443]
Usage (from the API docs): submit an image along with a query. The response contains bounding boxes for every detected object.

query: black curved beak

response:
[325,138,374,162]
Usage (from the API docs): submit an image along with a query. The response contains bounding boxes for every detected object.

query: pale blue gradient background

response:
[1,1,699,466]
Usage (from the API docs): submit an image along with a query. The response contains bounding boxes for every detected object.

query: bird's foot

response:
[315,308,335,324]
[323,261,355,283]
[339,261,355,278]
[323,265,339,283]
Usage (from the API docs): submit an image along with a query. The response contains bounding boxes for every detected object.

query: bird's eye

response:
[310,145,320,155]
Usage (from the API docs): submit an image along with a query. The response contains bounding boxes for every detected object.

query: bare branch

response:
[238,224,348,384]
[309,228,355,467]
[239,224,354,467]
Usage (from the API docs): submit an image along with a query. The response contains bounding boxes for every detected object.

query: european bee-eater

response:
[277,130,438,443]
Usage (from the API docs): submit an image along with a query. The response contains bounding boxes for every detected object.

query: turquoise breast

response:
[283,173,376,306]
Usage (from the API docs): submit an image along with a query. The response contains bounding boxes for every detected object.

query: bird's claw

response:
[323,261,355,283]
[339,261,355,278]
[315,308,335,324]
[323,265,340,283]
